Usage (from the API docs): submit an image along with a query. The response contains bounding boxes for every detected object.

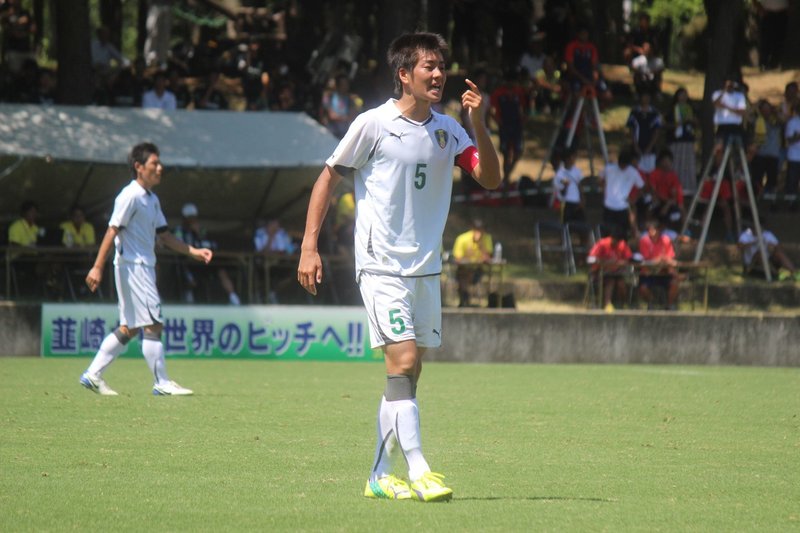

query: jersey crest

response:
[435,129,448,149]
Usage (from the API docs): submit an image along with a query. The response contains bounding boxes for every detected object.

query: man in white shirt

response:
[600,146,644,238]
[297,32,501,503]
[712,80,747,146]
[142,70,176,110]
[81,143,213,396]
[553,148,585,223]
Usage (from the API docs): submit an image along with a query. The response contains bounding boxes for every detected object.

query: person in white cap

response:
[173,202,241,305]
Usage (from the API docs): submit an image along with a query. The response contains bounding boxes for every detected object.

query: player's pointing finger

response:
[464,78,479,93]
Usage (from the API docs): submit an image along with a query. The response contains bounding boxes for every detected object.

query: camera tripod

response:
[536,87,609,182]
[680,134,772,281]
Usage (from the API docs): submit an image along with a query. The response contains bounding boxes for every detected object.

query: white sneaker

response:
[79,372,119,396]
[152,380,194,396]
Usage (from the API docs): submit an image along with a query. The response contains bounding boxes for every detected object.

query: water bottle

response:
[493,242,502,262]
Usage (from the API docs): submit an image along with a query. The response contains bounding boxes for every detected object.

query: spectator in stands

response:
[490,67,528,190]
[452,219,493,308]
[91,26,129,72]
[668,87,698,194]
[60,206,96,248]
[630,42,664,98]
[168,69,191,109]
[637,219,679,310]
[173,203,241,305]
[142,70,176,110]
[600,146,644,239]
[624,12,661,64]
[755,0,789,70]
[627,91,662,173]
[8,200,40,246]
[784,101,800,200]
[320,74,359,139]
[564,25,612,106]
[779,81,798,123]
[271,80,302,112]
[738,219,797,280]
[193,70,228,111]
[645,149,685,231]
[254,217,295,303]
[588,224,633,312]
[553,147,585,224]
[0,0,36,73]
[518,37,545,85]
[749,99,782,195]
[533,55,562,115]
[712,79,747,148]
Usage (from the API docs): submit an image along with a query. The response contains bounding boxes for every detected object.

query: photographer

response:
[712,79,747,147]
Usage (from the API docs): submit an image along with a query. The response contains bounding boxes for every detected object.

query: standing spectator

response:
[668,87,698,194]
[91,26,130,72]
[271,80,302,112]
[750,99,782,194]
[173,203,241,306]
[141,70,176,110]
[533,55,562,115]
[490,68,528,190]
[60,206,96,247]
[712,79,747,148]
[624,12,661,64]
[80,142,211,396]
[638,219,679,310]
[755,0,789,70]
[630,42,664,98]
[785,101,800,200]
[296,32,501,502]
[600,146,644,238]
[320,74,359,139]
[451,219,493,307]
[564,25,612,106]
[587,225,633,312]
[779,82,798,123]
[0,0,36,73]
[193,70,228,111]
[553,147,585,224]
[627,92,662,173]
[518,37,545,84]
[646,149,685,230]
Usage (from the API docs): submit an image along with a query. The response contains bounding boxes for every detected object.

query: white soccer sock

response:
[392,398,430,482]
[370,396,397,479]
[142,338,169,385]
[86,332,126,376]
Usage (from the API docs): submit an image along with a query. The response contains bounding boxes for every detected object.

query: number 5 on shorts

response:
[389,309,406,335]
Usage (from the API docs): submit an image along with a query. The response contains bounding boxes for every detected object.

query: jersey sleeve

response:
[109,190,136,228]
[325,111,379,173]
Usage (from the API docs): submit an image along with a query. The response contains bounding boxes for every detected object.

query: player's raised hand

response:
[297,249,322,296]
[461,78,483,120]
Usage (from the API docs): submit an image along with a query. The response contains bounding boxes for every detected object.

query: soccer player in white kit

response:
[80,142,213,396]
[297,33,501,502]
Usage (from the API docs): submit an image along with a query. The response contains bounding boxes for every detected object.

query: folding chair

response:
[534,220,571,274]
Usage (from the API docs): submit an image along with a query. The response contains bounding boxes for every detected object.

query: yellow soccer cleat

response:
[410,472,453,502]
[364,475,412,500]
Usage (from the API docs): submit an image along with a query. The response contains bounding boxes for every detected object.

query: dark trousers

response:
[749,154,779,193]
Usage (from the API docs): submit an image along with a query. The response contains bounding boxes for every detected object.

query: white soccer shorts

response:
[358,271,442,349]
[115,262,163,328]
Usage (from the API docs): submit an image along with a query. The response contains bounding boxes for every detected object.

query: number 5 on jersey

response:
[414,163,427,190]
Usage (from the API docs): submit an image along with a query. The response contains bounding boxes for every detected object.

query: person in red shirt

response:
[647,149,685,229]
[588,225,633,311]
[638,219,679,309]
[490,68,528,190]
[564,26,612,106]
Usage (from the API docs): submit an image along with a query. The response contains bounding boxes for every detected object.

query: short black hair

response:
[618,146,636,167]
[387,32,448,95]
[128,142,159,178]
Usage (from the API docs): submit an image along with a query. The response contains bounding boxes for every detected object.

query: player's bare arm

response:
[159,231,213,264]
[298,164,343,295]
[463,78,501,189]
[85,225,119,292]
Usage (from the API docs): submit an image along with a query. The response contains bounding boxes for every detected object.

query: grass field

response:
[1,358,798,532]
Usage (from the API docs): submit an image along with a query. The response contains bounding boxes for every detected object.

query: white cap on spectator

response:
[182,203,199,217]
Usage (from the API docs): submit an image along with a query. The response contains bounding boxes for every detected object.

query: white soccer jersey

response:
[109,180,168,266]
[327,99,474,277]
[554,164,583,203]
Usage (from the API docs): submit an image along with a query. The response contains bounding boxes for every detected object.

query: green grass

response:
[1,358,799,531]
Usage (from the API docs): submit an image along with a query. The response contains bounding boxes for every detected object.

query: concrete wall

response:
[3,303,799,366]
[437,309,800,366]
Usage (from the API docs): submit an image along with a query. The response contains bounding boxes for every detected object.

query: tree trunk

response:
[137,0,148,60]
[376,0,420,97]
[783,1,800,68]
[100,0,124,51]
[700,0,744,162]
[55,0,93,105]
